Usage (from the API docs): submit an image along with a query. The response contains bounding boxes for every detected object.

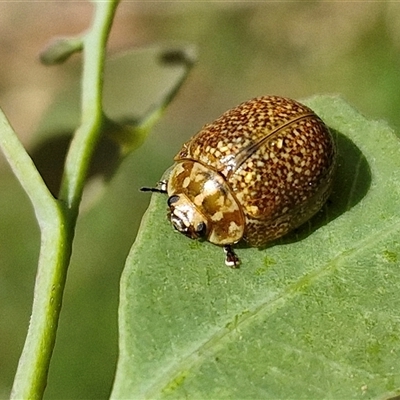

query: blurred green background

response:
[1,2,399,399]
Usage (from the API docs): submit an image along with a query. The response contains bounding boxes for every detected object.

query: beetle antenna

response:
[140,187,167,194]
[140,180,167,194]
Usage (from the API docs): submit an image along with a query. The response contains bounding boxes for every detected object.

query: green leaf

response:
[112,95,400,399]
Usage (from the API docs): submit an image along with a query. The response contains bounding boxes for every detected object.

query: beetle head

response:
[167,194,208,240]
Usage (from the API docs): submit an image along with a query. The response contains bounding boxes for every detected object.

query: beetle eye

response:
[196,221,207,238]
[167,195,180,207]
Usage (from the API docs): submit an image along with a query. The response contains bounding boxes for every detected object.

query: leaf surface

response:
[112,96,400,399]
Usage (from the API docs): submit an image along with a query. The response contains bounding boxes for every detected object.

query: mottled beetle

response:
[142,96,336,268]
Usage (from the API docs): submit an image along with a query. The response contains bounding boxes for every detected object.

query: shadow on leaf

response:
[278,128,371,245]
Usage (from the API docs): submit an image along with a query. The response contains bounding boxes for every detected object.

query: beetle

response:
[142,96,336,268]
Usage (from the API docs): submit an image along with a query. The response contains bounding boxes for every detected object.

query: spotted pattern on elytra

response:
[230,115,335,246]
[164,96,336,265]
[176,96,322,173]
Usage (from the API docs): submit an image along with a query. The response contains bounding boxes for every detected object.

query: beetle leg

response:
[140,180,168,194]
[223,245,240,268]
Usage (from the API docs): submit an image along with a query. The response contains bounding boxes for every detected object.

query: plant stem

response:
[4,1,120,399]
[59,0,120,217]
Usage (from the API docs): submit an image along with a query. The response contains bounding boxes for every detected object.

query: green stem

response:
[10,208,70,400]
[59,0,120,216]
[0,87,67,400]
[4,1,120,399]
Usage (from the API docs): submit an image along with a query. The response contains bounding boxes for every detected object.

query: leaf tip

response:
[39,37,83,65]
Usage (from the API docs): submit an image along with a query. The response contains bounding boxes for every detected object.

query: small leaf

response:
[39,37,83,65]
[112,95,400,399]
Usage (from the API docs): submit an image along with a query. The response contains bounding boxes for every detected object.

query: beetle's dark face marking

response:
[167,194,209,240]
